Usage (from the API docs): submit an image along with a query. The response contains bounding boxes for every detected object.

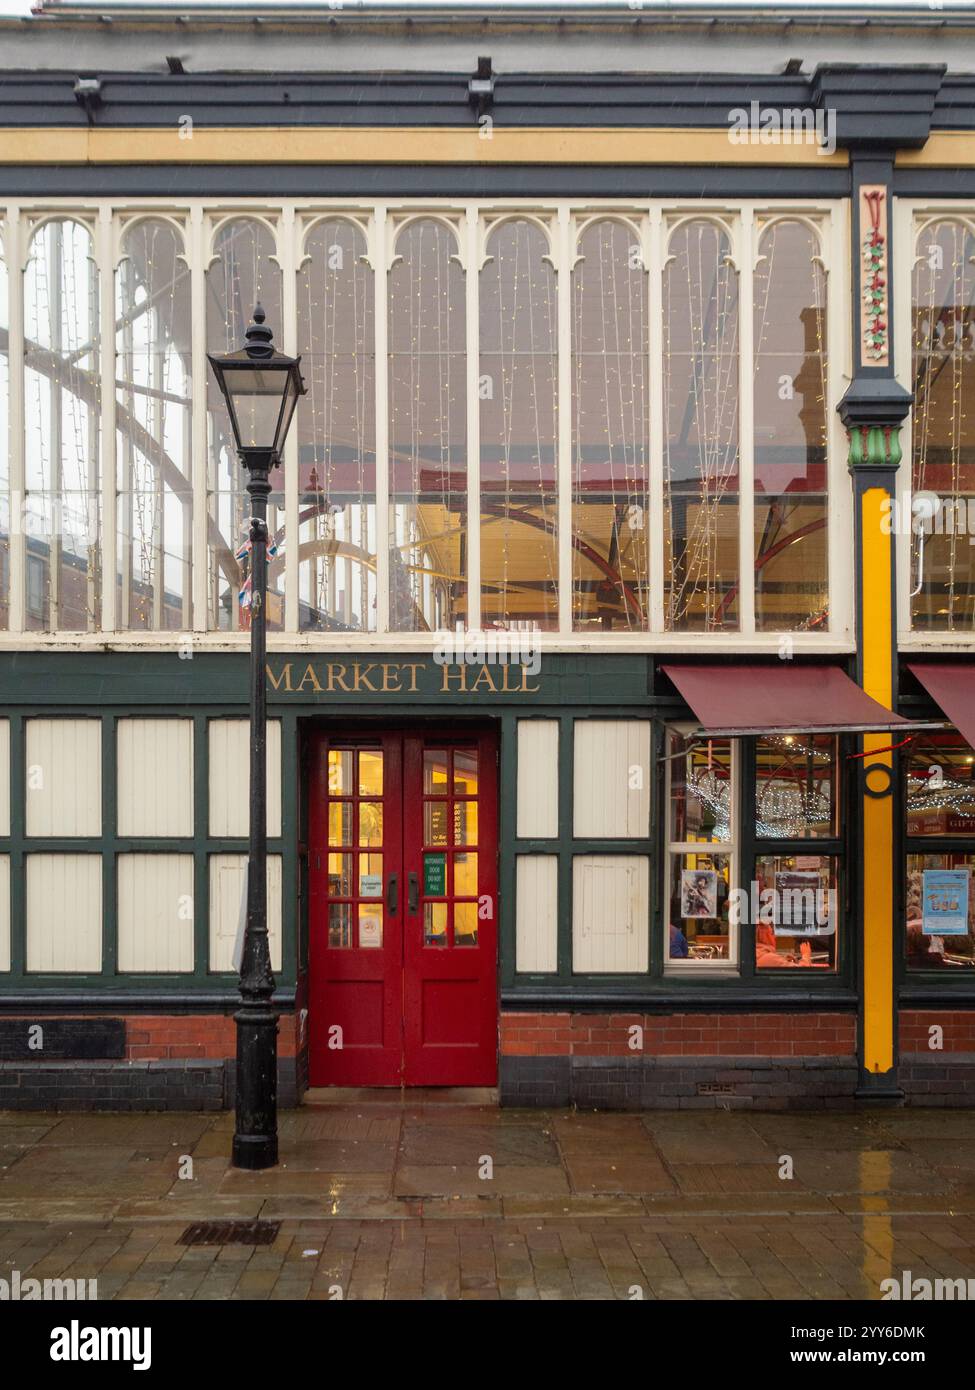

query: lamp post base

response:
[231,1131,279,1171]
[232,1001,279,1170]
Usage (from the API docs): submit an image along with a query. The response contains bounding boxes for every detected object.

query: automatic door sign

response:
[424,853,447,897]
[922,868,971,936]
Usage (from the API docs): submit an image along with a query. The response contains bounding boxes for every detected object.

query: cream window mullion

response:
[280,206,299,633]
[738,208,756,635]
[465,206,481,634]
[7,205,24,632]
[648,203,665,632]
[97,206,117,633]
[556,206,572,634]
[190,205,207,632]
[374,205,390,634]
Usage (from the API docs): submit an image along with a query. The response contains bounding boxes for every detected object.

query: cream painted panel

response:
[516,854,558,973]
[573,720,650,838]
[117,719,193,837]
[0,857,9,971]
[208,854,283,974]
[0,721,10,837]
[208,719,282,837]
[516,720,559,839]
[117,854,194,973]
[25,719,101,837]
[572,854,649,973]
[26,853,102,972]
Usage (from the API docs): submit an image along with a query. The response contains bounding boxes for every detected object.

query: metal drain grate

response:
[178,1220,281,1247]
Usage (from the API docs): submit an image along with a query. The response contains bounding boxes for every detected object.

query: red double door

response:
[308,728,498,1087]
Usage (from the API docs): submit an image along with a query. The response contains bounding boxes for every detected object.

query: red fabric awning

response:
[907,663,975,749]
[662,664,937,736]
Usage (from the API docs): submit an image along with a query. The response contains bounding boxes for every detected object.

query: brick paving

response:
[2,1096,975,1299]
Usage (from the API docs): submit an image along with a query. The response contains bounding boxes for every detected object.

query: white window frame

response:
[895,199,975,650]
[664,723,739,972]
[0,195,852,653]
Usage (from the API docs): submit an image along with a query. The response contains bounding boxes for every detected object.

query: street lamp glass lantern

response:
[208,303,305,459]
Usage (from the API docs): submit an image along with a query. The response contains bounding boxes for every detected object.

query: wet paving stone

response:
[0,1102,975,1298]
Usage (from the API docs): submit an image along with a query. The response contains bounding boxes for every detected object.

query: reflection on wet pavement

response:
[2,1098,975,1298]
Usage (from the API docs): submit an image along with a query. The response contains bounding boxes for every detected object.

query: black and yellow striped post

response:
[839,159,912,1101]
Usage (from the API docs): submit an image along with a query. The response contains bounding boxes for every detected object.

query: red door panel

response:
[403,732,498,1086]
[308,727,498,1088]
[308,734,403,1086]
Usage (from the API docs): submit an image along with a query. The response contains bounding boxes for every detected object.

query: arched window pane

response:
[207,219,283,631]
[388,219,466,633]
[479,219,557,631]
[572,220,649,631]
[753,220,829,632]
[912,218,975,631]
[24,219,100,631]
[116,218,192,630]
[663,219,740,631]
[297,219,376,632]
[0,233,8,630]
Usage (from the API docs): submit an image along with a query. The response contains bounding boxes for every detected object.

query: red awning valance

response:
[907,663,975,750]
[661,664,939,737]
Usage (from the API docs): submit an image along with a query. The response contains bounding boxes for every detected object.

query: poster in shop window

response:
[680,869,717,919]
[922,869,970,936]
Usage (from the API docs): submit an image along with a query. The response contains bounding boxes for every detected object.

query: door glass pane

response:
[359,853,383,897]
[328,902,352,949]
[424,801,449,846]
[358,902,383,950]
[424,750,448,792]
[328,853,354,896]
[359,750,383,796]
[454,852,478,896]
[328,749,354,795]
[358,802,383,847]
[454,799,478,846]
[453,750,478,794]
[424,901,448,947]
[328,802,353,847]
[454,901,478,947]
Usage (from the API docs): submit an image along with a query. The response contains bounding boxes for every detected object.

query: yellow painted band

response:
[860,486,894,1077]
[0,126,849,167]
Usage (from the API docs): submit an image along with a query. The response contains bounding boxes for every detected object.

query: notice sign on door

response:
[922,869,970,936]
[424,853,447,897]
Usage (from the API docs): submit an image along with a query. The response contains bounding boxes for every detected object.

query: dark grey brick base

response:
[0,1056,300,1111]
[899,1052,975,1106]
[499,1054,860,1110]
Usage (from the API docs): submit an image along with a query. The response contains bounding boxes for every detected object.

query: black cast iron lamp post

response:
[208,305,305,1170]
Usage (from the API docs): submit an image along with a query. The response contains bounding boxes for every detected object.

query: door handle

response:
[408,871,419,916]
[387,872,398,915]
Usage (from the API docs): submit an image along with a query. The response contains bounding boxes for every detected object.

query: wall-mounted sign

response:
[424,854,447,897]
[266,659,540,698]
[922,869,970,936]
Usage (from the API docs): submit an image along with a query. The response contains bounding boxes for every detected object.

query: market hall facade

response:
[1,1,975,1111]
